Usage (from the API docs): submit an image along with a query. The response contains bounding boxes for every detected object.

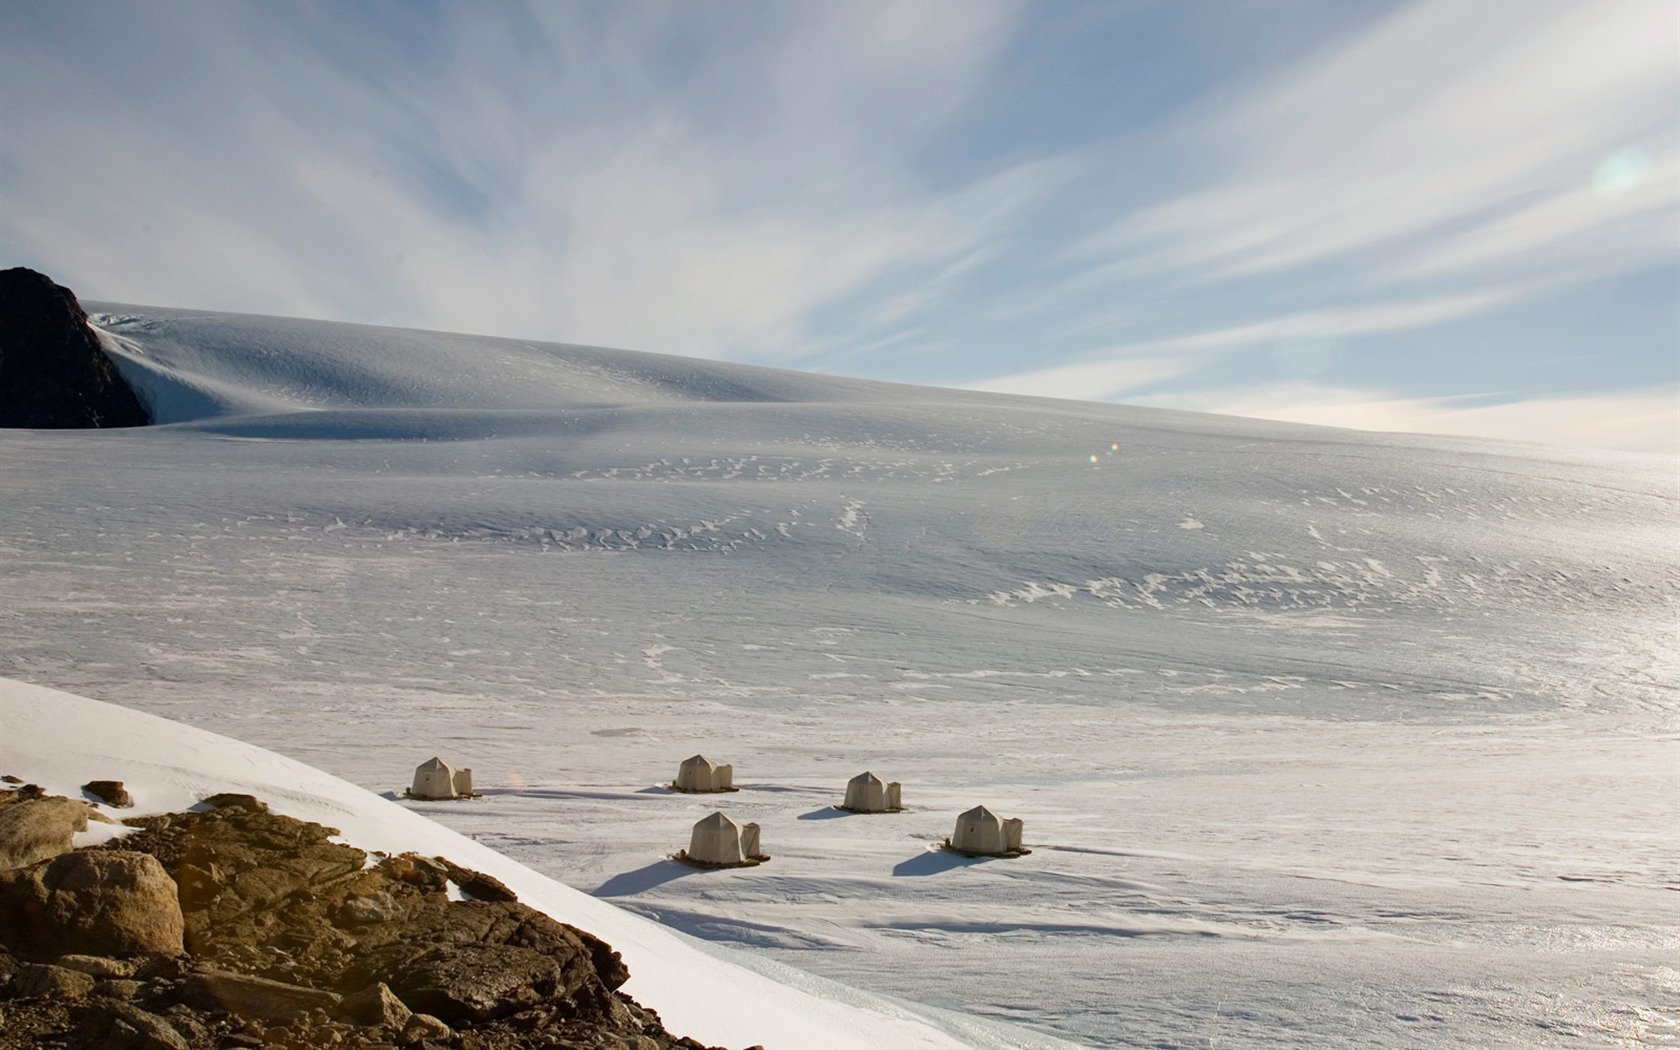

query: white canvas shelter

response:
[842,771,902,812]
[410,756,473,800]
[675,754,734,792]
[686,811,763,866]
[951,805,1024,855]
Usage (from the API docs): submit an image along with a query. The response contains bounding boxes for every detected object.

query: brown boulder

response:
[383,942,573,1024]
[55,953,138,978]
[181,969,341,1020]
[84,780,134,808]
[0,850,185,960]
[0,796,94,870]
[402,1011,452,1041]
[74,997,191,1050]
[13,961,96,999]
[339,980,413,1028]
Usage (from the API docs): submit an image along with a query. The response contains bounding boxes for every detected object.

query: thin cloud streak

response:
[1132,383,1680,456]
[0,2,1035,361]
[0,1,1673,451]
[965,290,1513,402]
[1072,0,1677,289]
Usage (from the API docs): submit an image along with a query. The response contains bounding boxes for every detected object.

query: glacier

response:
[1,303,1675,1047]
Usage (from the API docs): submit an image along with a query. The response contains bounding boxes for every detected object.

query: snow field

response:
[0,303,1675,1046]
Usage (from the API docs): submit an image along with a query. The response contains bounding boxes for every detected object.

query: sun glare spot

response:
[1593,148,1650,195]
[1089,454,1100,464]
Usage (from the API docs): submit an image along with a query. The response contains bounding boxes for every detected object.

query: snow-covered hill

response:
[2,303,1676,1047]
[0,676,1069,1050]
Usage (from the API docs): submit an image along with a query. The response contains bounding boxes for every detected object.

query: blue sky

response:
[2,1,1675,451]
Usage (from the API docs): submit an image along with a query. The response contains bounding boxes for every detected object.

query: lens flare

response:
[1593,147,1650,195]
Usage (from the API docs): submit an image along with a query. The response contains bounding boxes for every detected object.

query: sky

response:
[2,0,1675,453]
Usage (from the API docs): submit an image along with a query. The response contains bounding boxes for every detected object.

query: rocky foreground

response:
[0,779,751,1050]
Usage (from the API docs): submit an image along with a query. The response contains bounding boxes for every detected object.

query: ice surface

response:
[0,677,1068,1050]
[0,303,1676,1047]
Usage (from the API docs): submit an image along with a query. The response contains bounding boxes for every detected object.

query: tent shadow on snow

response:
[592,859,706,898]
[892,848,991,877]
[796,805,851,821]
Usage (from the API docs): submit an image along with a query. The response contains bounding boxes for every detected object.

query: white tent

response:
[685,811,765,867]
[842,771,902,813]
[674,754,734,792]
[950,805,1025,856]
[418,756,470,799]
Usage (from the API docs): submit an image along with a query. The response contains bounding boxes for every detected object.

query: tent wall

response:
[452,768,473,796]
[741,822,761,859]
[688,814,747,865]
[844,773,886,811]
[1003,817,1024,852]
[886,782,902,810]
[953,810,1005,854]
[676,755,733,792]
[411,762,458,800]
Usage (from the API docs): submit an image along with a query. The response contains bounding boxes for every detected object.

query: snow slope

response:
[0,676,1073,1050]
[1,303,1676,1047]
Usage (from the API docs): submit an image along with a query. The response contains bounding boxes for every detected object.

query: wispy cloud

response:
[0,1,1037,360]
[1073,0,1677,289]
[1133,383,1680,456]
[1,1,1673,450]
[965,290,1512,401]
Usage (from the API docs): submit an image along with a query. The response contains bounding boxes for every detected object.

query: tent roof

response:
[957,805,998,823]
[849,771,883,786]
[680,754,716,769]
[415,756,453,772]
[693,811,742,832]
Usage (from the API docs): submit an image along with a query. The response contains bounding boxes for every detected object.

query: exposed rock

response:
[0,267,149,429]
[56,953,139,978]
[198,792,268,813]
[85,780,135,808]
[0,795,93,870]
[336,888,401,926]
[182,969,341,1020]
[402,1011,452,1042]
[0,796,727,1050]
[339,980,413,1028]
[440,860,518,903]
[0,849,185,960]
[13,961,97,999]
[74,997,191,1050]
[98,977,144,1000]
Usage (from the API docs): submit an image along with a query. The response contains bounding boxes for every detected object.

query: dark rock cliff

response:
[0,267,149,428]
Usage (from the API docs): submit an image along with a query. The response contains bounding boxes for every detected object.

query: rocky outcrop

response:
[0,849,186,960]
[0,782,738,1050]
[0,266,149,429]
[84,780,135,808]
[0,795,97,869]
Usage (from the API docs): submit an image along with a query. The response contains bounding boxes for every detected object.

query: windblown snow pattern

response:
[1,304,1676,1048]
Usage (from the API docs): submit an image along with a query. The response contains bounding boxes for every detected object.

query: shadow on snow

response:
[592,859,705,897]
[892,848,990,877]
